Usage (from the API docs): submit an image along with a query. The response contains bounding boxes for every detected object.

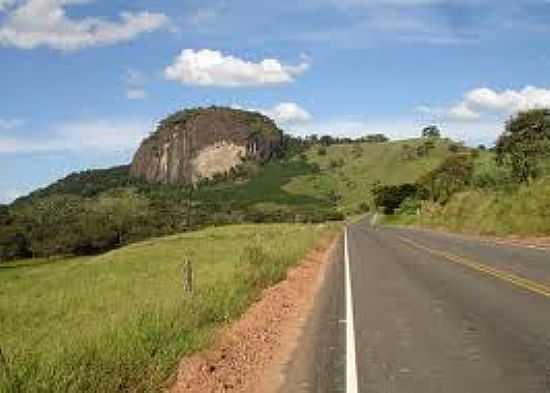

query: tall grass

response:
[0,223,338,393]
[416,178,550,236]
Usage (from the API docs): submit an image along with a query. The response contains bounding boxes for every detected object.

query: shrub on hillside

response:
[372,183,419,214]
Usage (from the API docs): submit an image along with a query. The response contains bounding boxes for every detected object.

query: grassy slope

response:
[386,150,550,237]
[199,139,455,217]
[292,139,453,214]
[0,223,338,392]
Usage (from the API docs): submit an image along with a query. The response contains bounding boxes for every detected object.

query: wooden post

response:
[182,259,193,295]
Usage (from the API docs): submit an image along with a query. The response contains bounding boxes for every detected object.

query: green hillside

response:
[0,138,455,261]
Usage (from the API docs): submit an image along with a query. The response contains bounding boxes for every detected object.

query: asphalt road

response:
[284,219,550,392]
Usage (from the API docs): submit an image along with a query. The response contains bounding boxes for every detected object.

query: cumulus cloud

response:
[258,102,312,125]
[446,102,481,121]
[419,86,550,123]
[164,49,310,87]
[0,0,169,51]
[0,118,150,153]
[233,102,312,127]
[464,86,550,114]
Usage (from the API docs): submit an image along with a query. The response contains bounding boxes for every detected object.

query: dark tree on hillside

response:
[496,109,550,183]
[361,134,389,143]
[320,135,335,146]
[422,125,441,139]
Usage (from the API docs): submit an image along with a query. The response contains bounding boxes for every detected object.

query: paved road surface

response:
[283,218,550,392]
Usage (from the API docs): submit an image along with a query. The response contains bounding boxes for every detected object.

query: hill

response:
[130,107,283,185]
[381,110,550,238]
[391,150,550,236]
[0,136,456,261]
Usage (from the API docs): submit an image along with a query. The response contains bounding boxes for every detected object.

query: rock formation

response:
[130,107,283,185]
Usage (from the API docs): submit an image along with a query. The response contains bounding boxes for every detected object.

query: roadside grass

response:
[384,177,550,237]
[0,223,339,393]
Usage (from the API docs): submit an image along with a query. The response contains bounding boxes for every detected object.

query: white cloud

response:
[0,117,24,130]
[419,85,550,124]
[0,118,150,153]
[232,102,313,127]
[164,49,310,87]
[447,102,481,121]
[126,88,146,100]
[464,86,550,114]
[0,0,169,51]
[258,102,313,126]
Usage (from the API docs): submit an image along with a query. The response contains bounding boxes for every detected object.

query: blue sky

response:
[2,0,550,202]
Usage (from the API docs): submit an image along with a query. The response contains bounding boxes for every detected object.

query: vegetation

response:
[421,125,441,139]
[372,183,419,214]
[0,223,338,392]
[380,109,550,237]
[1,135,453,262]
[495,109,550,183]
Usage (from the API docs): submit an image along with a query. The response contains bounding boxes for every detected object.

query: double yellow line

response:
[397,236,550,299]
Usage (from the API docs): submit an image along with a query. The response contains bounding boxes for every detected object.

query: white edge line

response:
[345,229,359,393]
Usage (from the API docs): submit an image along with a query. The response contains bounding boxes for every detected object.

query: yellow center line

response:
[397,236,550,299]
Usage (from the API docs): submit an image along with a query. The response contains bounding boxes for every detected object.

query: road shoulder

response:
[168,234,341,393]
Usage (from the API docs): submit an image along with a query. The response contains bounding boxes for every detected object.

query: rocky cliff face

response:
[130,107,283,185]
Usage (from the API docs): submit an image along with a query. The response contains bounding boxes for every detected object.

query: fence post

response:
[182,259,193,295]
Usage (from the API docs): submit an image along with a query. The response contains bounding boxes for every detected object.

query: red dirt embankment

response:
[168,234,339,393]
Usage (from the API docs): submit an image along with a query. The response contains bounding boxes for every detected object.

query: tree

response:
[496,109,550,183]
[361,134,389,143]
[320,135,335,146]
[422,125,441,139]
[418,154,474,203]
[372,183,419,214]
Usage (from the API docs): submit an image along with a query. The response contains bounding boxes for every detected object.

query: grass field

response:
[0,223,338,393]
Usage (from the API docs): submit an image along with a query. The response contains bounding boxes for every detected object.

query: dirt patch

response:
[475,234,550,251]
[168,234,340,393]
